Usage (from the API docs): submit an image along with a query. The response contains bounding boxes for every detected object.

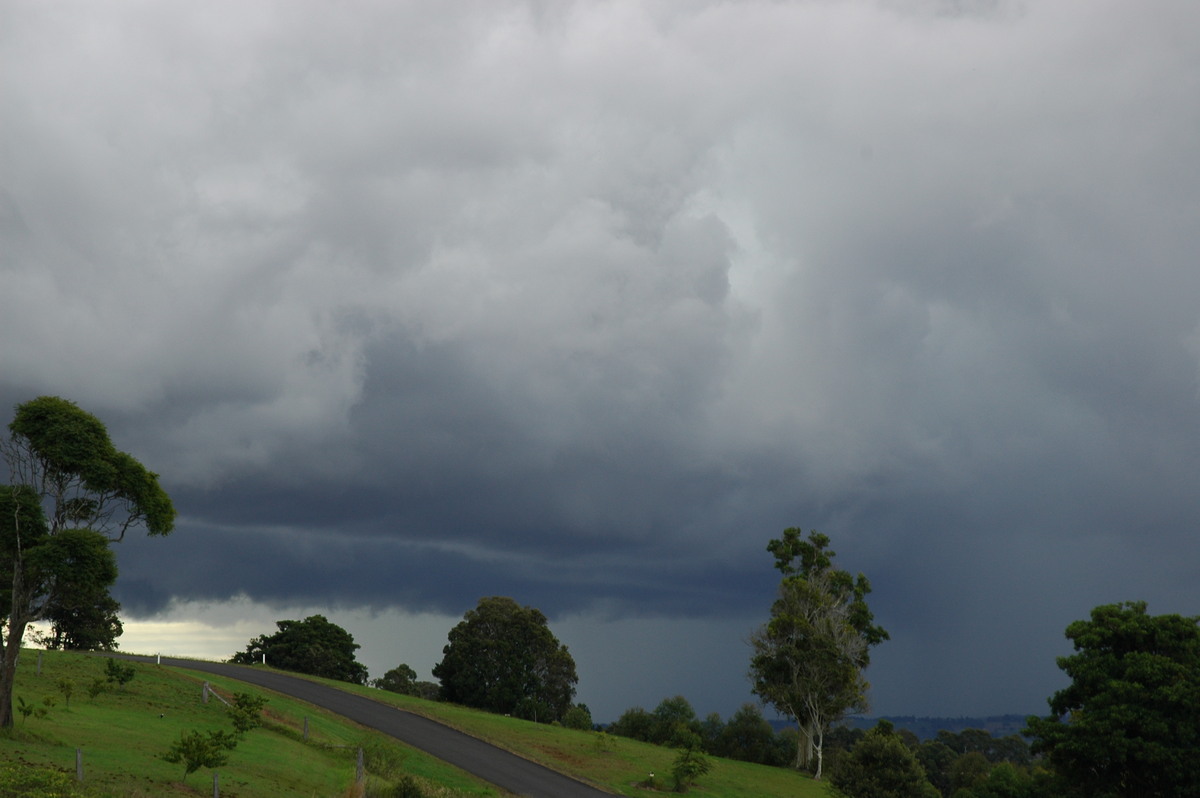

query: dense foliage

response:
[830,721,939,798]
[1024,601,1200,798]
[433,596,577,722]
[231,614,370,685]
[373,663,420,694]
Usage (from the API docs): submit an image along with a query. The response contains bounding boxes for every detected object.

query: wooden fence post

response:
[213,770,219,798]
[76,748,83,782]
[356,746,364,784]
[303,716,309,740]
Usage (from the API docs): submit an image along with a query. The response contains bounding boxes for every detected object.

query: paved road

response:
[126,656,615,798]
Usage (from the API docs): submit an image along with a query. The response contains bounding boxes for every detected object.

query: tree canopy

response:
[1024,601,1200,798]
[4,396,175,540]
[1,396,174,727]
[433,596,577,722]
[749,528,887,779]
[372,663,419,695]
[231,615,369,685]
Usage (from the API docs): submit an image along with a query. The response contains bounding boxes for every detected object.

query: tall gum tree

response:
[749,528,888,780]
[0,396,174,727]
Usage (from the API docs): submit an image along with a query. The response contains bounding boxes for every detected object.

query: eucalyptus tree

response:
[0,396,174,726]
[749,528,887,779]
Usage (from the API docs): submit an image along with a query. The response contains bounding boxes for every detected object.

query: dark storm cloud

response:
[5,0,1200,718]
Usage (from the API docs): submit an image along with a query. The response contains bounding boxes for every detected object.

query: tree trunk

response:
[813,725,825,781]
[0,615,28,728]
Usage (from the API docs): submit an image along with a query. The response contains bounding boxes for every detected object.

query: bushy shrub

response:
[0,765,87,797]
[104,658,135,688]
[671,746,713,793]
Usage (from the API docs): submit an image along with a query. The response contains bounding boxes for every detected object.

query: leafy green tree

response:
[433,596,577,722]
[948,751,991,795]
[227,692,269,734]
[373,663,419,694]
[562,704,593,730]
[831,720,940,798]
[610,706,654,741]
[714,703,780,765]
[671,744,713,793]
[953,761,1042,798]
[56,677,74,709]
[0,396,174,727]
[231,615,369,685]
[916,739,957,796]
[104,657,136,688]
[163,729,239,783]
[40,592,123,651]
[651,695,701,747]
[1024,601,1200,798]
[749,528,888,778]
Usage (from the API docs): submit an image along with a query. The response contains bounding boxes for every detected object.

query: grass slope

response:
[223,666,835,798]
[1,648,501,797]
[3,649,833,798]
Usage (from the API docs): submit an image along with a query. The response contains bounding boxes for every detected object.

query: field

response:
[0,648,832,798]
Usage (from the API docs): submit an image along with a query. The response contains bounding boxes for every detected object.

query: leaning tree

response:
[0,396,174,726]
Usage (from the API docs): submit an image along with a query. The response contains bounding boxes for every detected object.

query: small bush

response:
[56,678,75,709]
[671,746,713,793]
[360,738,407,781]
[163,729,239,783]
[0,764,87,797]
[227,692,269,734]
[104,658,135,688]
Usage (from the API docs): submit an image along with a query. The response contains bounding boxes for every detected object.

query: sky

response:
[3,0,1200,725]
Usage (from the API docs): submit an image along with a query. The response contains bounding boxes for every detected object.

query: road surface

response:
[127,655,615,798]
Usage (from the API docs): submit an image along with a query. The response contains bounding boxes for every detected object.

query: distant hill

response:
[770,714,1033,741]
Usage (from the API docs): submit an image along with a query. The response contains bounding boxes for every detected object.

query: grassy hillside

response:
[1,648,502,797]
[206,665,834,798]
[2,648,833,798]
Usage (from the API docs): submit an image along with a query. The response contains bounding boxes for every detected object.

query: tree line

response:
[4,397,1198,795]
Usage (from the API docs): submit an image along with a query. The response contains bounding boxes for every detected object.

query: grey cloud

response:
[5,0,1200,718]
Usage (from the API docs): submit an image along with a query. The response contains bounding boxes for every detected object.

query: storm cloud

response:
[4,0,1200,720]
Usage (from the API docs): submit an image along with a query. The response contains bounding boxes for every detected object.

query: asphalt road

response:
[126,655,616,798]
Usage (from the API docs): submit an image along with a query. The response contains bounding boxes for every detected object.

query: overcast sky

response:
[4,0,1200,724]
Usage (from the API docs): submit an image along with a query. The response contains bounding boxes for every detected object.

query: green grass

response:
[1,648,502,797]
[3,649,834,797]
[216,666,835,798]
